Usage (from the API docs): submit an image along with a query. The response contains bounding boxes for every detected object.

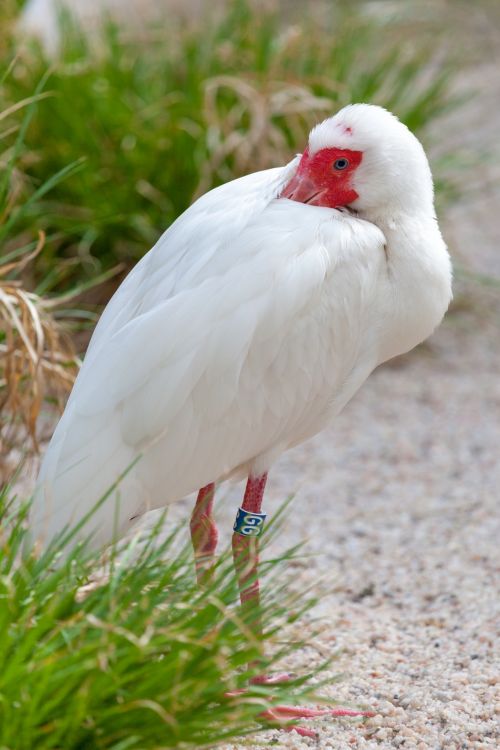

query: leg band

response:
[233,507,267,537]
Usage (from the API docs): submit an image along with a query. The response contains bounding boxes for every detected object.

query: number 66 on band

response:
[233,507,267,537]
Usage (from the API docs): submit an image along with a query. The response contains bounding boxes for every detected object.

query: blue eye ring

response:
[333,158,349,170]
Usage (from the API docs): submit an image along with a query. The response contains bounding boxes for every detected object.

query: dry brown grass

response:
[194,75,334,197]
[0,233,78,461]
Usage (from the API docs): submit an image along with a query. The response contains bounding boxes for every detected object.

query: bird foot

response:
[226,678,375,737]
[262,704,376,738]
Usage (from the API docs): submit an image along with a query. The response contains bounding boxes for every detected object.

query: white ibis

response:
[31,103,452,735]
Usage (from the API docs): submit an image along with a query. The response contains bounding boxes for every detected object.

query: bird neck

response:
[377,210,448,273]
[371,210,452,364]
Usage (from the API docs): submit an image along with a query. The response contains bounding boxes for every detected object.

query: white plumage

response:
[32,104,452,550]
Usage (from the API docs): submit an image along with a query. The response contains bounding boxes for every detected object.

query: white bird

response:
[31,103,452,734]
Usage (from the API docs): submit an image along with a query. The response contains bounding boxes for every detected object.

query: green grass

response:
[0,487,328,749]
[1,0,457,284]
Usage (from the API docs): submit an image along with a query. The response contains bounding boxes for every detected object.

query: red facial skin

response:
[280,147,363,208]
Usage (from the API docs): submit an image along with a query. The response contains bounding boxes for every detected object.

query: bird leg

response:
[231,472,268,637]
[190,483,218,585]
[231,472,293,682]
[230,472,374,737]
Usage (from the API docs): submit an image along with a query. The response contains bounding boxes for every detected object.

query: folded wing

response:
[32,162,386,549]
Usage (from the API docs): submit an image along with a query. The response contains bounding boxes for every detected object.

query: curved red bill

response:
[280,172,327,206]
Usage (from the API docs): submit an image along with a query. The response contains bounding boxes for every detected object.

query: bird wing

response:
[33,162,387,549]
[80,160,299,368]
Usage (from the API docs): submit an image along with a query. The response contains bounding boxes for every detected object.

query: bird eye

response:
[333,158,349,171]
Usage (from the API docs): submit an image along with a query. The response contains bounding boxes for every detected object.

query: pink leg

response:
[260,704,375,736]
[230,473,375,735]
[231,473,267,636]
[190,483,218,585]
[231,474,293,682]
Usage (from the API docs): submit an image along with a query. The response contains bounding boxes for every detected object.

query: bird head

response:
[281,104,435,218]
